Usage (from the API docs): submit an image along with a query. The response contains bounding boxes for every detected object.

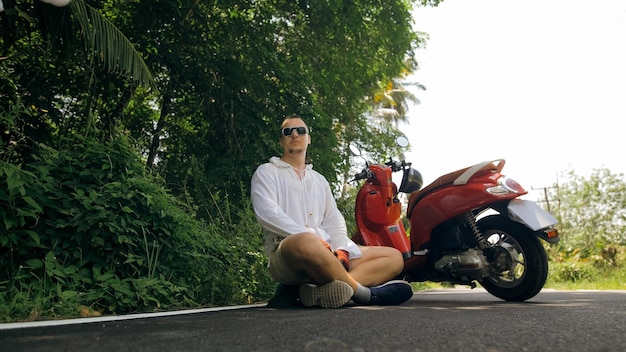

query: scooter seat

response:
[406,161,500,218]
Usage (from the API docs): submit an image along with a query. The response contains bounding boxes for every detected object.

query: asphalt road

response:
[1,288,625,352]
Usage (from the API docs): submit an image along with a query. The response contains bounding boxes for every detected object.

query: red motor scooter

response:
[350,138,559,301]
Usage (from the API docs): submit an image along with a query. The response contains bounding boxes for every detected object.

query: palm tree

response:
[372,79,426,126]
[1,0,157,91]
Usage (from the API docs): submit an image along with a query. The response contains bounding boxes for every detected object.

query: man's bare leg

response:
[277,233,413,307]
[278,232,360,290]
[348,246,404,287]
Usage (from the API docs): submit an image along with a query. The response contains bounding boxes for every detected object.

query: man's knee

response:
[382,246,404,272]
[361,245,402,260]
[281,232,328,264]
[358,245,404,272]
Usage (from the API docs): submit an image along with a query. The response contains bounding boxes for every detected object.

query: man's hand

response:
[319,239,350,271]
[335,250,350,271]
[319,239,333,252]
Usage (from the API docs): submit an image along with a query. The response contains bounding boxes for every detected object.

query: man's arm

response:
[251,165,309,237]
[319,179,362,258]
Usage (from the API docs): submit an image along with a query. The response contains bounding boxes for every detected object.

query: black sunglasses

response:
[282,126,308,137]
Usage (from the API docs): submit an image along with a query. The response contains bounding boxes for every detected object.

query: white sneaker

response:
[299,280,353,308]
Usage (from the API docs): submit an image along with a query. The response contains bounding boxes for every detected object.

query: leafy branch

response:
[69,0,158,92]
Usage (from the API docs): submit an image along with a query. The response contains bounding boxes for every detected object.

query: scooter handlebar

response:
[385,159,412,172]
[351,160,412,182]
[352,168,373,181]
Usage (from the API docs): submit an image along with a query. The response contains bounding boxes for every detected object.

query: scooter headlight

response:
[485,177,525,195]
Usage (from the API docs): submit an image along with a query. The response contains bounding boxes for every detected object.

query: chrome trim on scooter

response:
[486,177,520,195]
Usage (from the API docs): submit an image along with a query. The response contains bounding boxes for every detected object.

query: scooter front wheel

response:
[477,216,548,302]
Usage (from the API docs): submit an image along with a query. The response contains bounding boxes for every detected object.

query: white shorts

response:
[268,239,310,285]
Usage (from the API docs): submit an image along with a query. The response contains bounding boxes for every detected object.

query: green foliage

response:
[549,262,595,283]
[337,186,358,237]
[541,169,626,289]
[0,0,156,90]
[1,0,436,222]
[0,0,442,322]
[0,133,273,321]
[546,245,626,290]
[105,0,429,214]
[69,0,157,90]
[547,168,626,248]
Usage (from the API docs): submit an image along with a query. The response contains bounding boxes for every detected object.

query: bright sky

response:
[403,0,626,201]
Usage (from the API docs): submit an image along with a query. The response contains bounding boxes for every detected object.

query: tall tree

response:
[104,0,434,220]
[2,0,441,221]
[0,0,158,163]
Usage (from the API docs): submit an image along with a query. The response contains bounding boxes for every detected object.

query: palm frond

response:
[69,0,158,92]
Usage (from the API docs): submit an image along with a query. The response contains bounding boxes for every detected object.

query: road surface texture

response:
[1,288,625,351]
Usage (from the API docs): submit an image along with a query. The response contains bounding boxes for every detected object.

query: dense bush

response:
[0,0,441,322]
[545,243,626,289]
[549,262,595,283]
[0,133,274,322]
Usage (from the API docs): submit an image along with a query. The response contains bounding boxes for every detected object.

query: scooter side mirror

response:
[349,144,362,156]
[396,136,409,148]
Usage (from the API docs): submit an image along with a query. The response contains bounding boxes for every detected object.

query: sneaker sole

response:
[299,280,353,308]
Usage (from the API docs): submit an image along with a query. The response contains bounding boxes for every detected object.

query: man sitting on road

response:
[251,115,413,308]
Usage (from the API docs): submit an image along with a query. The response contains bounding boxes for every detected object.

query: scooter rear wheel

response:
[477,216,548,302]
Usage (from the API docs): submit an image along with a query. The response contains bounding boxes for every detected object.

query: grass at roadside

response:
[408,260,626,292]
[545,261,626,290]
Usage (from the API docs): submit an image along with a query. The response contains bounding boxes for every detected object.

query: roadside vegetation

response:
[1,128,274,320]
[544,168,626,290]
[546,242,626,290]
[2,0,624,323]
[547,251,626,290]
[1,0,439,322]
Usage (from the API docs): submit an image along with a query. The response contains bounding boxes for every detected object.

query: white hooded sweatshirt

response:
[251,157,361,259]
